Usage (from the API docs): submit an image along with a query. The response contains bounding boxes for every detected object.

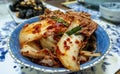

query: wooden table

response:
[45,0,70,10]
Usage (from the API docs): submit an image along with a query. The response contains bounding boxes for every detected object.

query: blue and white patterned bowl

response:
[8,16,110,73]
[100,2,120,22]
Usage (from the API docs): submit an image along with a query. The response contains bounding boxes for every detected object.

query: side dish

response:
[19,9,101,71]
[9,0,45,19]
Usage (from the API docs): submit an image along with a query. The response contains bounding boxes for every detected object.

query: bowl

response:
[78,0,120,6]
[100,2,120,22]
[8,16,110,73]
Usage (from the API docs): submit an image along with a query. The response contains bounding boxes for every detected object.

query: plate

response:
[7,2,65,23]
[8,16,110,73]
[0,19,120,74]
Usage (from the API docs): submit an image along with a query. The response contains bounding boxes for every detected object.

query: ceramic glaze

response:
[9,16,110,73]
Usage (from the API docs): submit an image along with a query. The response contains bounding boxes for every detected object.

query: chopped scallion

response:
[66,26,81,36]
[51,16,68,27]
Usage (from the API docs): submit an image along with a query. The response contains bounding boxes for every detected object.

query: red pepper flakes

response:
[32,25,41,34]
[23,24,29,28]
[72,56,76,61]
[64,40,70,50]
[75,40,79,44]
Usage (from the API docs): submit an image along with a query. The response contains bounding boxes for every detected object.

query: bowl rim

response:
[99,2,120,12]
[7,16,112,73]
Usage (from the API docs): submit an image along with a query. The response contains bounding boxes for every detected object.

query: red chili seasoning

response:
[47,20,55,25]
[75,40,79,44]
[32,25,41,34]
[64,41,70,50]
[72,56,76,61]
[23,24,29,28]
[67,38,70,42]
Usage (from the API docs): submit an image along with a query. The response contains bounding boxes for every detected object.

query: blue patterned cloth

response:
[0,2,120,74]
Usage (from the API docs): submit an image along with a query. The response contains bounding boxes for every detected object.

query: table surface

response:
[46,0,70,10]
[0,0,120,74]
